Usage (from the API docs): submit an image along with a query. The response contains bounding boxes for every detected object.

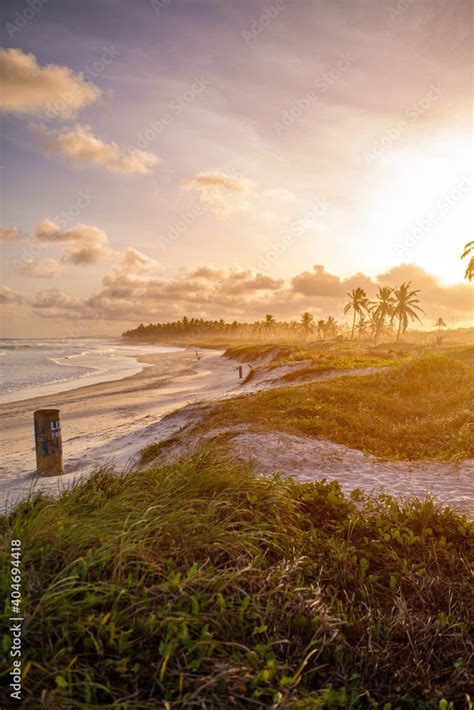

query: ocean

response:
[0,339,181,404]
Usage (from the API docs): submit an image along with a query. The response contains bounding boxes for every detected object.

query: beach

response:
[0,348,240,510]
[1,346,472,516]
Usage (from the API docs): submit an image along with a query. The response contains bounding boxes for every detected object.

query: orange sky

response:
[0,0,472,336]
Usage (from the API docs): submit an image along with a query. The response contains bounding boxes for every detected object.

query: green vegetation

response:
[202,355,474,461]
[344,287,371,341]
[462,240,473,281]
[225,341,404,366]
[1,451,472,708]
[279,356,393,382]
[225,342,403,388]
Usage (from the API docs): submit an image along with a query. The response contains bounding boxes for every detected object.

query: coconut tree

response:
[371,286,395,345]
[317,319,326,340]
[356,314,370,340]
[461,241,474,281]
[344,287,370,341]
[325,315,339,339]
[434,317,447,332]
[264,314,276,338]
[392,282,425,342]
[300,311,314,340]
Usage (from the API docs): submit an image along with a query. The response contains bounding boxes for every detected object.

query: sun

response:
[365,131,473,283]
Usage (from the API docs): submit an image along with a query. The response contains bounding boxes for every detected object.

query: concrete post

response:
[34,409,64,476]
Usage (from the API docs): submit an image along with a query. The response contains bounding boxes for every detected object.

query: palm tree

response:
[392,282,425,342]
[317,319,326,340]
[371,286,395,345]
[344,287,370,341]
[301,311,314,340]
[434,317,447,332]
[325,315,338,339]
[356,314,370,340]
[264,314,276,337]
[461,241,474,281]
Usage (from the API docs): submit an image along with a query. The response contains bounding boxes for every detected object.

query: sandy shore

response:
[1,349,472,517]
[0,348,241,510]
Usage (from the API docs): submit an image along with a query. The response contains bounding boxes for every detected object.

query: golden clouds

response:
[42,124,159,174]
[0,48,100,117]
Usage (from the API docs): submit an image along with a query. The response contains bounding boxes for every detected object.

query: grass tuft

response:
[1,449,472,707]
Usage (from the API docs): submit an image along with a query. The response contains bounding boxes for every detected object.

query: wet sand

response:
[0,348,240,510]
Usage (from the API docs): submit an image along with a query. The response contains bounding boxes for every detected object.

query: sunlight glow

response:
[366,132,472,283]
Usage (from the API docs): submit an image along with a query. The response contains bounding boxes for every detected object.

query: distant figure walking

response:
[196,350,201,361]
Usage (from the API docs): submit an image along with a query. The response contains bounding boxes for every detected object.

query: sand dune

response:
[1,349,472,516]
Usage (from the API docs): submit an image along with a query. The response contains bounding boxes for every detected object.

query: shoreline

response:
[0,342,183,405]
[1,348,472,517]
[0,347,242,511]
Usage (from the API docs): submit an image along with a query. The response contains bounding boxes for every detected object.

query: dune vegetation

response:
[1,450,473,708]
[200,354,474,461]
[224,341,404,385]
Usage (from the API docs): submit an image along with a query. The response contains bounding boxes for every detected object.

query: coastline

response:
[0,342,183,405]
[1,346,472,517]
[0,347,241,510]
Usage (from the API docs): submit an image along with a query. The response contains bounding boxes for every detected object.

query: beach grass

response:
[224,341,474,368]
[1,449,472,708]
[201,354,474,461]
[226,341,405,385]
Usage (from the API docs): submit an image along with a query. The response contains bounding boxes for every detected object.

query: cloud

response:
[0,227,21,242]
[183,171,253,216]
[376,263,474,318]
[34,219,62,241]
[119,247,159,274]
[86,260,285,322]
[32,288,85,318]
[34,219,108,245]
[184,172,251,193]
[291,264,375,297]
[0,48,100,117]
[17,259,61,278]
[42,124,159,174]
[23,254,474,325]
[30,219,112,269]
[217,270,284,296]
[60,244,111,265]
[0,284,23,305]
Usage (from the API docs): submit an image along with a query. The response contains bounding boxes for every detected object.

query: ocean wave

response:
[48,356,105,374]
[64,347,116,360]
[2,367,108,394]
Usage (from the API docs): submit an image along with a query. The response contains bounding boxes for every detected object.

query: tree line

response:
[123,280,431,343]
[124,245,472,343]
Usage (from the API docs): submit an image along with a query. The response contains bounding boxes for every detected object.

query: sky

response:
[0,0,472,337]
